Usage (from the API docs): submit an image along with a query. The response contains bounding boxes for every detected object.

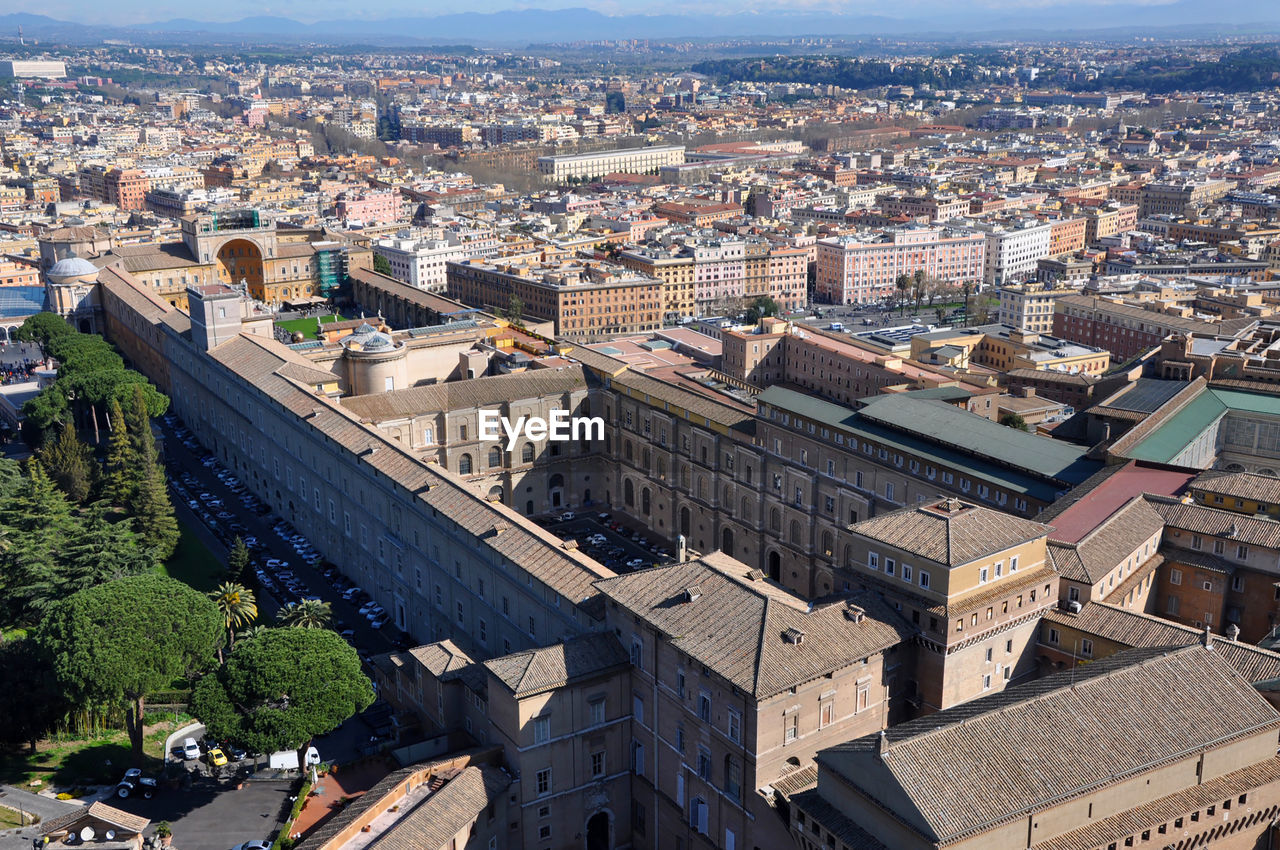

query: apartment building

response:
[1054,294,1220,360]
[790,645,1280,850]
[536,146,685,182]
[616,245,696,320]
[446,259,662,340]
[997,282,1074,333]
[910,325,1111,376]
[375,236,478,293]
[814,227,985,305]
[1139,178,1231,218]
[968,219,1053,286]
[595,552,912,850]
[879,193,969,222]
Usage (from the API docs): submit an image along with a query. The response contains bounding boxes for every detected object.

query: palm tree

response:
[895,274,912,315]
[277,599,332,629]
[209,582,257,653]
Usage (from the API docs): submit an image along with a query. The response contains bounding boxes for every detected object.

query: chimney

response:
[677,534,688,563]
[1202,623,1213,649]
[1225,623,1240,641]
[876,730,889,760]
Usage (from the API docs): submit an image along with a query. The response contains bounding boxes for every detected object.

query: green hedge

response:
[146,689,191,705]
[274,776,312,850]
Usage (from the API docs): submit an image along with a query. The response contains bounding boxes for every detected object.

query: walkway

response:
[289,759,393,840]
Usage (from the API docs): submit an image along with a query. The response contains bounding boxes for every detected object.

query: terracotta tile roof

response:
[1190,469,1280,505]
[594,552,912,698]
[373,765,510,850]
[850,497,1052,567]
[1043,602,1280,683]
[817,645,1280,844]
[40,802,150,837]
[407,640,475,678]
[341,367,589,422]
[484,632,629,697]
[1146,494,1280,549]
[1044,497,1165,584]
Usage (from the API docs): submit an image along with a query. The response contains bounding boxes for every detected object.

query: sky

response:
[3,0,1227,26]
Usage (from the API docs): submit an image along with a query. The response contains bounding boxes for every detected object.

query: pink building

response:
[334,190,401,225]
[815,226,986,305]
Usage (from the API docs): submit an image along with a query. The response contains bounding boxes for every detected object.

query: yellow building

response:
[911,323,1111,376]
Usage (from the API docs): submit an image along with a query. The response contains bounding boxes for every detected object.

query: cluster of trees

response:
[2,573,372,765]
[18,313,168,446]
[893,270,968,316]
[1065,46,1280,94]
[691,56,981,91]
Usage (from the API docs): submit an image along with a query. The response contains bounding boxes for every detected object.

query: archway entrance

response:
[586,812,610,850]
[721,527,734,555]
[549,473,565,509]
[768,550,781,582]
[215,239,265,289]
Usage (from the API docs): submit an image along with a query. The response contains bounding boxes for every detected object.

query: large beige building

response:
[536,146,685,182]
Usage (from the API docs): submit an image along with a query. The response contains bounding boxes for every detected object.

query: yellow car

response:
[207,747,228,767]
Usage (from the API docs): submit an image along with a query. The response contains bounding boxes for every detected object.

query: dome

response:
[47,256,99,283]
[354,322,378,335]
[362,332,395,352]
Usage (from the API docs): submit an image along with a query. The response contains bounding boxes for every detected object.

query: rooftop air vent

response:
[782,628,806,645]
[684,585,702,603]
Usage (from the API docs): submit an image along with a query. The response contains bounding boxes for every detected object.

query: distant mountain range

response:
[3,3,1280,46]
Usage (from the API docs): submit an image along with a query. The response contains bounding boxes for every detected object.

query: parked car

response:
[115,768,156,799]
[181,737,200,760]
[207,746,228,767]
[230,842,273,850]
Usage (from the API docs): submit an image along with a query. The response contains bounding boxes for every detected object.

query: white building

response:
[375,233,496,293]
[970,219,1054,287]
[1,60,66,79]
[536,145,685,182]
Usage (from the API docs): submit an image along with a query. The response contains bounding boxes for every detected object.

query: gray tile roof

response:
[483,632,629,697]
[407,640,475,678]
[817,645,1280,844]
[1190,469,1280,505]
[593,552,913,698]
[1043,602,1280,684]
[849,497,1052,567]
[341,367,590,422]
[372,765,510,850]
[1146,494,1280,549]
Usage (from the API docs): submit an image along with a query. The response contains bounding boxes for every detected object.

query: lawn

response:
[277,314,348,338]
[157,519,225,592]
[0,713,189,787]
[0,804,35,828]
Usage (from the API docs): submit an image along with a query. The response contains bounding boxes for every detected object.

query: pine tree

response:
[126,385,157,495]
[102,398,135,508]
[0,462,80,623]
[133,464,179,561]
[61,502,155,595]
[226,537,251,582]
[41,423,96,504]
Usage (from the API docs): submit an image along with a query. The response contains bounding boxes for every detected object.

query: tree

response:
[502,294,524,326]
[14,312,74,360]
[226,537,251,582]
[59,503,155,595]
[0,637,69,753]
[210,582,258,652]
[35,574,223,762]
[191,628,374,768]
[1000,412,1030,431]
[276,600,332,629]
[912,269,927,313]
[744,295,780,324]
[41,423,96,503]
[133,464,179,561]
[372,253,393,276]
[895,274,912,315]
[605,91,626,114]
[101,398,135,508]
[0,461,79,623]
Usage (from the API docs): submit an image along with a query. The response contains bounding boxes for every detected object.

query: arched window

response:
[680,507,691,537]
[657,457,667,479]
[624,479,635,507]
[822,531,834,557]
[642,487,651,515]
[770,508,781,532]
[625,441,633,461]
[741,496,751,520]
[488,447,502,468]
[790,520,802,544]
[721,527,734,554]
[522,443,535,463]
[643,448,651,468]
[844,544,853,567]
[458,453,473,475]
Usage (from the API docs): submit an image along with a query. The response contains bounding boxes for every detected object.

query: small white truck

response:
[268,746,320,770]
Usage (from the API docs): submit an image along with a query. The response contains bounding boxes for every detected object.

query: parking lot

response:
[109,775,292,850]
[539,512,673,572]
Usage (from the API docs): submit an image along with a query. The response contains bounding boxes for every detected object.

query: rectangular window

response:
[1010,555,1019,572]
[534,715,550,745]
[919,570,930,589]
[980,567,989,583]
[698,691,712,722]
[1048,627,1060,645]
[819,700,834,729]
[697,746,711,779]
[535,768,551,796]
[885,558,895,577]
[727,709,741,744]
[589,698,605,725]
[868,552,879,570]
[784,713,798,743]
[902,564,912,582]
[1081,639,1093,657]
[1170,568,1182,585]
[633,693,644,726]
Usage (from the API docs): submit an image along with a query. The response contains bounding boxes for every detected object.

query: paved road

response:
[0,784,79,845]
[108,776,292,850]
[158,416,398,767]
